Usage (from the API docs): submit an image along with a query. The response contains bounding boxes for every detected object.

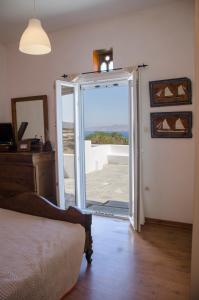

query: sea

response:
[85,131,129,138]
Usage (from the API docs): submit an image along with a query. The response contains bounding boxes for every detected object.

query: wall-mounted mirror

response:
[11,95,48,144]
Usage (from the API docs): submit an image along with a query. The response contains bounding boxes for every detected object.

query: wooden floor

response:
[64,216,192,300]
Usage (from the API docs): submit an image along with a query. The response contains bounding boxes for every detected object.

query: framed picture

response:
[151,111,192,138]
[149,77,192,107]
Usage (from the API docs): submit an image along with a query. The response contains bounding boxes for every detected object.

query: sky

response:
[83,85,129,129]
[62,84,129,129]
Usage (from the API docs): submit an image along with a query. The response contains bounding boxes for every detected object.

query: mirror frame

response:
[11,95,48,144]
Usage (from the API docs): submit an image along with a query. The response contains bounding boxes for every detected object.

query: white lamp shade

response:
[19,18,51,55]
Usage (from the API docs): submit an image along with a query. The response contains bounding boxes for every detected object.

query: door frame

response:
[55,69,140,230]
[80,78,132,215]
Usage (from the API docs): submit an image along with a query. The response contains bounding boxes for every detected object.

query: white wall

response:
[63,141,110,178]
[0,43,8,121]
[64,142,129,178]
[63,154,75,178]
[191,0,199,298]
[108,145,129,165]
[85,141,110,173]
[2,0,194,223]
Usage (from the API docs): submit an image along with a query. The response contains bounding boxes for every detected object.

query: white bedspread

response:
[0,208,85,300]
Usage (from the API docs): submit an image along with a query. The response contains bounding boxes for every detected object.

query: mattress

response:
[0,208,85,300]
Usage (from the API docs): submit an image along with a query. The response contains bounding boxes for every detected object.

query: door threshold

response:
[83,209,129,220]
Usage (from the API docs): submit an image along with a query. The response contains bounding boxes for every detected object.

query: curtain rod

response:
[61,64,148,78]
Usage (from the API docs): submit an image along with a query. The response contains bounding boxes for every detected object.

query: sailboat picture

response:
[164,87,174,97]
[156,119,171,132]
[149,77,192,107]
[175,118,186,131]
[151,112,192,138]
[178,85,186,96]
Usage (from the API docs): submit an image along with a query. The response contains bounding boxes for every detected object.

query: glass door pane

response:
[61,86,77,208]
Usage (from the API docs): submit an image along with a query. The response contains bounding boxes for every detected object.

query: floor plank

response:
[64,216,192,300]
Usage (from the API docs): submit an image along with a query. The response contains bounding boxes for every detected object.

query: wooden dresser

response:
[0,152,57,204]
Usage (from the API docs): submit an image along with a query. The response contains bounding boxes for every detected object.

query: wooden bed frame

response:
[0,192,93,264]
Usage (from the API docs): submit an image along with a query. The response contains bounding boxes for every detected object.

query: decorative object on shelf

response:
[43,140,53,152]
[17,138,43,152]
[149,77,192,107]
[43,128,53,152]
[19,0,51,55]
[150,111,192,138]
[17,139,31,152]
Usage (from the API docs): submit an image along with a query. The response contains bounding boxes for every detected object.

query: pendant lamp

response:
[19,1,51,55]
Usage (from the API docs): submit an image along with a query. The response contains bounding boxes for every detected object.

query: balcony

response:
[64,141,129,216]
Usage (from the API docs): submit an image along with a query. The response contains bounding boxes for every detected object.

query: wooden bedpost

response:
[0,192,93,264]
[84,213,93,264]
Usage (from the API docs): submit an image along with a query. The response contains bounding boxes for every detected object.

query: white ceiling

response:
[0,0,174,44]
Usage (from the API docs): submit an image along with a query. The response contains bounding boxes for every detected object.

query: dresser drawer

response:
[0,165,36,193]
[0,152,56,203]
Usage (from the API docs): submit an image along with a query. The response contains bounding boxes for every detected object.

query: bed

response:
[0,192,93,300]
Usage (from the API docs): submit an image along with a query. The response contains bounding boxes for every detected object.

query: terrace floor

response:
[64,163,129,216]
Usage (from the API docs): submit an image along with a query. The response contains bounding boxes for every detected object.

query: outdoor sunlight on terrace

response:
[62,83,129,216]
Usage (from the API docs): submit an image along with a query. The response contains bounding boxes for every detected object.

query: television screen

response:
[0,123,14,144]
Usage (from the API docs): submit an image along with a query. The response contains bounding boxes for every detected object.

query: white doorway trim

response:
[55,67,141,230]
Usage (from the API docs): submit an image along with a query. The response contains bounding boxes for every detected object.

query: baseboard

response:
[145,217,192,230]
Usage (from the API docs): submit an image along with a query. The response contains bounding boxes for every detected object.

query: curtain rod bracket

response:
[61,74,68,78]
[137,64,148,69]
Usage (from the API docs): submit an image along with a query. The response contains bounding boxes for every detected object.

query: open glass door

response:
[128,74,139,231]
[55,68,140,230]
[55,80,83,209]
